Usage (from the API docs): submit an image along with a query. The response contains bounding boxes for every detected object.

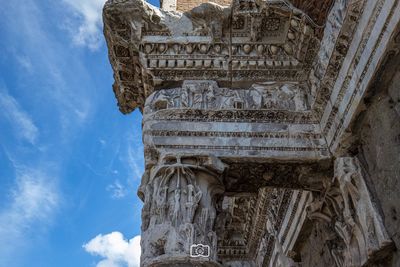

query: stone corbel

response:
[140,153,226,267]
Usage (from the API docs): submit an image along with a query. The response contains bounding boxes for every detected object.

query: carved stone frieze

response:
[147,108,317,124]
[142,79,329,163]
[145,80,309,113]
[308,0,366,111]
[322,0,400,152]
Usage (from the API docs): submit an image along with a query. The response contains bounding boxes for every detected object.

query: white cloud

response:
[63,0,106,50]
[84,232,141,267]
[0,87,39,144]
[0,165,59,261]
[107,180,128,199]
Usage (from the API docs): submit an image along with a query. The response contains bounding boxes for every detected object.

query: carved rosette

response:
[141,154,225,267]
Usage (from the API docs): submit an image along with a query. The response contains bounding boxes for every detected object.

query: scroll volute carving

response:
[333,158,393,264]
[306,157,393,267]
[141,155,225,266]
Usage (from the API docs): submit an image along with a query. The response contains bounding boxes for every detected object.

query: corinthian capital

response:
[141,154,226,267]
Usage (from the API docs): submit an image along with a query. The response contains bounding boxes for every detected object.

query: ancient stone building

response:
[102,0,400,266]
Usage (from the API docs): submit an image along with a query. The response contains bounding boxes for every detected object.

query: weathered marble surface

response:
[354,48,400,267]
[102,0,400,266]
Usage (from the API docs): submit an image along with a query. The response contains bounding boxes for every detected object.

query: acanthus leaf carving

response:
[141,154,225,266]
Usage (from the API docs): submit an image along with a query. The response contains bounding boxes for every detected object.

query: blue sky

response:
[0,0,157,266]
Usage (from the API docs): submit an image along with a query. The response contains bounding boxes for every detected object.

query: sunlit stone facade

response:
[103,0,400,266]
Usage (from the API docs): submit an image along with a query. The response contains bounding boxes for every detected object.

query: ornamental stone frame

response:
[103,0,400,266]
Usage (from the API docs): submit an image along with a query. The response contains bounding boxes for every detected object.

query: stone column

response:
[140,154,226,267]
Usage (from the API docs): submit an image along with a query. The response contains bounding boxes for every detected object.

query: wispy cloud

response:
[0,86,39,144]
[15,55,33,73]
[125,132,144,182]
[63,0,106,50]
[104,134,144,199]
[84,232,141,267]
[0,0,143,266]
[107,180,128,199]
[2,0,93,133]
[0,164,59,263]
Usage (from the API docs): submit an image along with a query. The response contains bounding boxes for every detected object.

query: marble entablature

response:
[103,0,400,266]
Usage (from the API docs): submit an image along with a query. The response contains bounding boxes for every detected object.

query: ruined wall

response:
[356,60,400,267]
[298,221,336,267]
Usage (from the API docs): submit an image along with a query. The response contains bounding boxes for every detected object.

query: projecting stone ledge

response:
[103,0,230,113]
[103,0,322,113]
